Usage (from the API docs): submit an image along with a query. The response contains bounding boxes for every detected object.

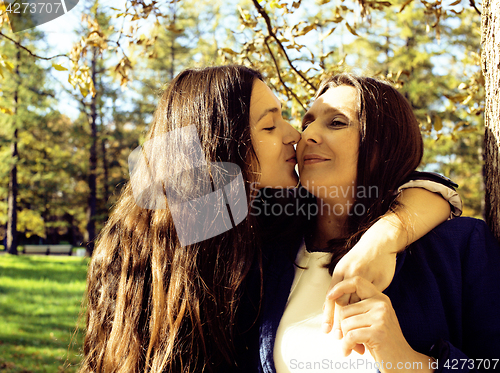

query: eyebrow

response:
[256,107,280,123]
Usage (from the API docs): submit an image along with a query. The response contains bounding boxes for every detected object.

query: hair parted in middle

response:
[80,65,266,373]
[315,73,424,272]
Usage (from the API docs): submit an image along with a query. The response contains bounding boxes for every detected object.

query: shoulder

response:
[409,217,500,272]
[427,216,485,233]
[417,217,494,247]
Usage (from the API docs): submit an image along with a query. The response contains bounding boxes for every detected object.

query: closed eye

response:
[329,120,348,128]
[263,126,276,131]
[302,121,312,131]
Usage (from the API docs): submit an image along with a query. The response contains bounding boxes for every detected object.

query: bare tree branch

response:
[264,37,306,112]
[0,31,68,61]
[251,0,317,92]
[469,0,481,15]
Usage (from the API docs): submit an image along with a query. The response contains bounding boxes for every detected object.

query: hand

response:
[331,277,434,372]
[322,235,398,338]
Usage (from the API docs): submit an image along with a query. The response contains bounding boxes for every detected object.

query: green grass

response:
[0,255,89,373]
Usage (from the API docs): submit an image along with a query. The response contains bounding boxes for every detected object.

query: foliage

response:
[0,254,88,373]
[0,0,489,239]
[422,126,484,218]
[0,29,85,243]
[214,0,484,129]
[129,0,226,136]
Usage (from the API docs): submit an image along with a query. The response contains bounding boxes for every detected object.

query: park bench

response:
[22,244,73,255]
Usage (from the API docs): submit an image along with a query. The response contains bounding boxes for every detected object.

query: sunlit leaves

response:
[0,53,14,79]
[68,65,96,98]
[114,56,133,89]
[0,106,13,115]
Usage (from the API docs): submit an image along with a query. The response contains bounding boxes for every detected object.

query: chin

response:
[284,174,299,188]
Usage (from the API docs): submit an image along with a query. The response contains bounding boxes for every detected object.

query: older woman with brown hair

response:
[261,74,500,373]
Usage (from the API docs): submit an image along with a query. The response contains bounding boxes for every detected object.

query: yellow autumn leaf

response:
[79,85,89,97]
[221,48,238,56]
[52,63,68,71]
[296,24,316,36]
[0,106,13,115]
[434,115,443,132]
[345,22,359,36]
[319,27,336,41]
[3,61,14,73]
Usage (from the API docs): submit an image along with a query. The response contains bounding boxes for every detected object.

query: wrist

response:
[360,216,407,254]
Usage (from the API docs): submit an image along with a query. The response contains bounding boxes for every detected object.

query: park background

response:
[0,0,498,372]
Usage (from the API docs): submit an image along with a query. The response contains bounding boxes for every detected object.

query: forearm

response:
[368,188,451,253]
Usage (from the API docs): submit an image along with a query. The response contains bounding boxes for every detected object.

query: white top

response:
[398,179,463,218]
[274,242,377,373]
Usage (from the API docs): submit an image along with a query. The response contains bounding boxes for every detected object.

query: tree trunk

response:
[86,46,98,256]
[100,128,109,205]
[7,48,21,255]
[481,0,500,243]
[98,76,109,206]
[170,3,177,81]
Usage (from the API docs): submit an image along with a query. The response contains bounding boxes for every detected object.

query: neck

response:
[310,197,349,249]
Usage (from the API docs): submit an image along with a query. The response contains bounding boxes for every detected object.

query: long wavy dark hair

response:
[315,74,424,273]
[79,66,265,372]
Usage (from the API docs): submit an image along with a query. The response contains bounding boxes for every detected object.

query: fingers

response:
[323,271,345,334]
[327,271,345,301]
[332,293,361,338]
[322,297,335,334]
[340,310,371,335]
[349,292,361,304]
[352,343,365,355]
[332,301,343,339]
[341,327,372,357]
[324,277,376,336]
[338,312,371,356]
[338,295,398,359]
[327,276,379,303]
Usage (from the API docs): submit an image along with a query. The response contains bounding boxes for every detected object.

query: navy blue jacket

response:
[258,218,500,373]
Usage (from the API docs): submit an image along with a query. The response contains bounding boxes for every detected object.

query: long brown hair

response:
[80,66,264,372]
[315,74,424,272]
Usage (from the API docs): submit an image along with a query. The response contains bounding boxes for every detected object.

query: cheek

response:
[260,137,282,162]
[336,131,359,161]
[252,140,275,170]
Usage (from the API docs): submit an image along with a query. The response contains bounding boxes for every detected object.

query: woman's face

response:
[296,85,360,204]
[250,79,301,188]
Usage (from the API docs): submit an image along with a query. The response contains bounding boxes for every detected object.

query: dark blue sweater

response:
[258,218,500,373]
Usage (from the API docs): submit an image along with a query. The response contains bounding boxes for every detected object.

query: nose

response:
[283,121,301,145]
[301,122,321,144]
